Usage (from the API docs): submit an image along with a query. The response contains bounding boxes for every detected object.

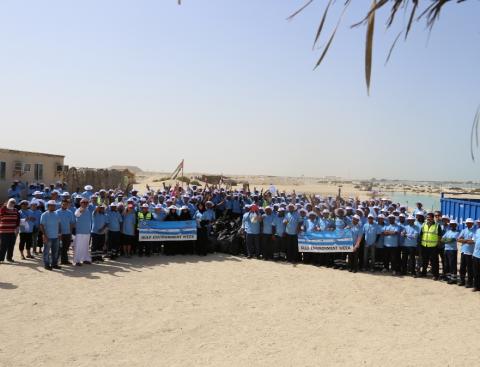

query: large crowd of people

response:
[1,179,480,293]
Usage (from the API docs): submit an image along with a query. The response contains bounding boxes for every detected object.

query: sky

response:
[0,0,479,181]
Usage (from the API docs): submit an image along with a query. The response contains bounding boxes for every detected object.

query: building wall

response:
[0,149,65,202]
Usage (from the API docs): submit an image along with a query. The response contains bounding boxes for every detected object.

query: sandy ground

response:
[2,248,480,367]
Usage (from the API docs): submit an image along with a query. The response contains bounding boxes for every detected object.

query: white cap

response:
[141,203,149,208]
[399,213,406,218]
[450,219,458,225]
[466,218,474,224]
[352,214,360,220]
[47,200,57,206]
[84,185,93,191]
[367,214,374,218]
[377,214,385,219]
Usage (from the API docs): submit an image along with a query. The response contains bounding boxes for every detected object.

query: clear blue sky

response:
[0,0,479,181]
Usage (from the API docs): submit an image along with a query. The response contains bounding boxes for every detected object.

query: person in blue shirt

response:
[82,185,94,200]
[261,206,275,260]
[442,220,460,284]
[18,200,35,260]
[56,199,75,265]
[363,214,379,271]
[400,216,420,276]
[272,207,287,261]
[472,218,480,292]
[91,205,109,262]
[122,203,137,258]
[383,214,401,275]
[242,204,262,259]
[106,203,123,259]
[29,201,43,255]
[39,200,61,270]
[284,204,302,263]
[348,215,364,273]
[195,202,215,256]
[73,198,93,265]
[458,218,476,287]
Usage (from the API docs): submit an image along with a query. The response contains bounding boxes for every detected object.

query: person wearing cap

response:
[382,215,401,275]
[91,205,109,262]
[435,211,448,280]
[272,207,287,261]
[136,204,153,257]
[261,207,275,261]
[242,204,262,259]
[441,220,460,284]
[301,211,320,265]
[121,202,137,258]
[413,202,425,217]
[82,185,94,201]
[178,205,194,255]
[106,203,123,259]
[195,202,215,256]
[400,216,420,276]
[472,219,480,292]
[7,182,22,202]
[73,198,93,266]
[29,201,42,255]
[348,215,364,273]
[284,204,302,263]
[362,214,380,272]
[56,200,76,265]
[18,200,35,260]
[457,218,476,287]
[39,200,62,270]
[418,212,441,280]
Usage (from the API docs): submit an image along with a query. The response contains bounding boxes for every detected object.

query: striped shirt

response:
[0,206,20,234]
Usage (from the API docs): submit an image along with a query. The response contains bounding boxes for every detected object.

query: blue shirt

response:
[91,212,109,234]
[473,229,480,259]
[442,229,459,252]
[383,224,400,248]
[403,224,420,247]
[285,211,301,235]
[30,209,42,230]
[122,211,136,236]
[40,211,61,239]
[363,222,380,247]
[56,208,75,235]
[75,209,92,235]
[459,227,476,255]
[262,214,275,234]
[375,223,386,248]
[107,211,123,232]
[19,209,34,233]
[303,218,318,233]
[243,213,261,235]
[335,217,347,230]
[273,215,286,236]
[350,223,364,243]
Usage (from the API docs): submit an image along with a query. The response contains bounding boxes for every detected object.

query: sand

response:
[2,251,480,367]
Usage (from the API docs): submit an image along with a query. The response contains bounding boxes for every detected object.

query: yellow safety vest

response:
[421,223,439,248]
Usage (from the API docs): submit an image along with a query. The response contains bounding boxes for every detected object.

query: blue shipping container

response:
[440,193,480,228]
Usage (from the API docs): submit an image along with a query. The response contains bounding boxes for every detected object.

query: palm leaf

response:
[471,105,480,161]
[365,0,376,95]
[385,30,403,65]
[312,0,333,50]
[286,0,315,21]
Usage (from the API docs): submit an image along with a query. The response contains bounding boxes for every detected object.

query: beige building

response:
[0,148,66,202]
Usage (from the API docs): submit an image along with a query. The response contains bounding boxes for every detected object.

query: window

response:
[34,163,43,181]
[0,162,5,180]
[23,163,31,172]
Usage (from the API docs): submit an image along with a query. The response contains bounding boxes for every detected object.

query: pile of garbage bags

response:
[209,216,244,255]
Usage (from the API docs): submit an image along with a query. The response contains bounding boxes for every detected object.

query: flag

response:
[170,159,184,180]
